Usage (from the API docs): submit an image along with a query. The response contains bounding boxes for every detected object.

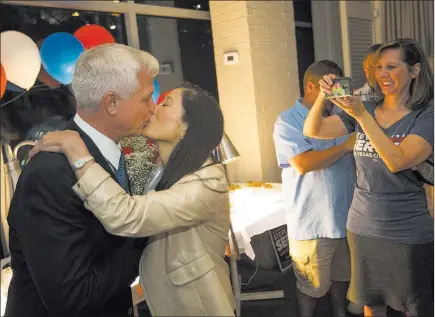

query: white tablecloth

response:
[229,183,286,259]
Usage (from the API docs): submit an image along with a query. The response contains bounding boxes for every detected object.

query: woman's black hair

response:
[374,38,434,110]
[155,83,224,191]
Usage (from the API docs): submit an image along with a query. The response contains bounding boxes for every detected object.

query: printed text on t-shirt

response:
[354,132,379,159]
[354,132,407,160]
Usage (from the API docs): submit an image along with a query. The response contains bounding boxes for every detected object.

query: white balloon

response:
[1,31,41,90]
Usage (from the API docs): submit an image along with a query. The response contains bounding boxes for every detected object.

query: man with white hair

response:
[5,44,159,317]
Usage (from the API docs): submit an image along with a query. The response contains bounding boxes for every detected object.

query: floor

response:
[137,229,412,317]
[237,255,356,317]
[137,254,361,317]
[237,255,413,317]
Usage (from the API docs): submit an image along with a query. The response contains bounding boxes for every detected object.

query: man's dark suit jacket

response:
[5,120,143,317]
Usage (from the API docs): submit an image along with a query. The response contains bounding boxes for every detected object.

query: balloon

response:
[0,64,6,99]
[157,90,171,104]
[0,30,41,89]
[40,32,84,85]
[37,64,62,89]
[6,81,25,93]
[152,79,160,104]
[36,39,61,89]
[74,24,115,50]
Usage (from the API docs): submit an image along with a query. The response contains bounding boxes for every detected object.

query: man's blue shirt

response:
[273,99,356,240]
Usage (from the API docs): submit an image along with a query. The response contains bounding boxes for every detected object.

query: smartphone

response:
[325,77,354,99]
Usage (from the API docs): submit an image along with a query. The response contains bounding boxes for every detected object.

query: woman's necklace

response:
[377,105,389,129]
[380,107,388,128]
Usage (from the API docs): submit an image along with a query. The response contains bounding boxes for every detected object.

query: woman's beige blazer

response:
[73,162,235,316]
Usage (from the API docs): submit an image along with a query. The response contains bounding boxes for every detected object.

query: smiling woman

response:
[304,38,434,317]
[374,39,433,110]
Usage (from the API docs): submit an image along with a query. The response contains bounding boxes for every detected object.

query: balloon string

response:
[0,90,28,108]
[0,84,54,108]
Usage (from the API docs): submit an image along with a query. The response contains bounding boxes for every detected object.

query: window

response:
[133,0,210,11]
[0,5,127,44]
[293,0,315,96]
[0,5,126,147]
[295,27,315,95]
[0,2,215,148]
[293,0,312,23]
[137,15,218,98]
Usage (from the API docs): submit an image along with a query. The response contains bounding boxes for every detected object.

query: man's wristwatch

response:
[72,156,95,171]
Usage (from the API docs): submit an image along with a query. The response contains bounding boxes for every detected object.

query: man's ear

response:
[102,91,119,116]
[305,81,315,94]
[410,63,421,78]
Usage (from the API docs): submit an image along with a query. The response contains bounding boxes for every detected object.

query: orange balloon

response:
[0,64,6,99]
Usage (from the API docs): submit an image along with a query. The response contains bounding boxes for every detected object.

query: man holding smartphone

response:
[273,60,358,317]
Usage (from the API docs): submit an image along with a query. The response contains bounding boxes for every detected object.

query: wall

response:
[210,1,299,182]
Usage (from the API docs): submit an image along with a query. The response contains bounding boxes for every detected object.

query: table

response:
[229,183,286,260]
[229,183,287,315]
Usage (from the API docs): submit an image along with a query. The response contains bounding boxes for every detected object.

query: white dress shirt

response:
[73,114,121,170]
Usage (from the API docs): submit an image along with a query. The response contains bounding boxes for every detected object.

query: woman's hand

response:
[319,74,337,95]
[29,130,91,166]
[330,96,367,120]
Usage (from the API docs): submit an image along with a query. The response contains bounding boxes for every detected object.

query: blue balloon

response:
[6,81,25,92]
[152,79,160,104]
[40,32,84,85]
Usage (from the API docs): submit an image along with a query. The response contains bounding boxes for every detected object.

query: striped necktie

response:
[115,152,130,193]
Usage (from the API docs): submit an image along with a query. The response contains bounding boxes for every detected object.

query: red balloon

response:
[1,64,6,99]
[74,24,115,50]
[157,90,172,104]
